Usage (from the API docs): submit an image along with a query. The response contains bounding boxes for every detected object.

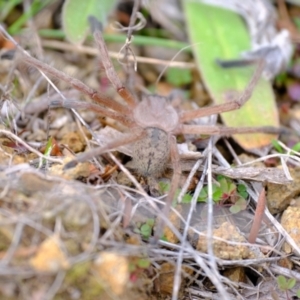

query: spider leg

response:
[92,19,138,108]
[64,129,146,169]
[153,135,181,242]
[51,99,136,128]
[22,54,131,115]
[180,60,265,123]
[179,124,281,135]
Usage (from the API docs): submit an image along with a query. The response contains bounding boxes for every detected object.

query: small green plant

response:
[292,142,300,152]
[159,176,248,213]
[134,218,155,240]
[159,181,193,204]
[276,275,300,300]
[272,139,300,154]
[193,175,248,213]
[272,140,284,153]
[129,257,151,283]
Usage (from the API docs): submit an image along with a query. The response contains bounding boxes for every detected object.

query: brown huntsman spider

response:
[21,18,279,240]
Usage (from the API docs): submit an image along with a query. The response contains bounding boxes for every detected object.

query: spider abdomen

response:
[132,127,170,177]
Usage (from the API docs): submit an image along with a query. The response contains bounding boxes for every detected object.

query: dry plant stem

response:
[121,0,141,71]
[172,159,208,300]
[126,0,140,39]
[206,137,219,275]
[44,271,66,300]
[0,129,62,164]
[41,40,195,69]
[248,186,266,243]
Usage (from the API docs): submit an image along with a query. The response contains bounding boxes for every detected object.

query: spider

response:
[21,17,279,240]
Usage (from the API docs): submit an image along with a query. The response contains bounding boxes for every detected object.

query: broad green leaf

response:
[286,278,296,290]
[140,224,152,238]
[181,193,193,203]
[166,67,192,87]
[292,142,300,152]
[277,275,287,289]
[137,258,151,269]
[229,204,241,214]
[62,0,118,44]
[182,1,279,150]
[272,139,284,153]
[237,184,247,193]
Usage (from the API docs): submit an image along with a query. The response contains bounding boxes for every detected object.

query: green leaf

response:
[292,142,300,152]
[239,191,248,199]
[62,0,118,44]
[212,189,222,202]
[235,198,247,210]
[216,175,225,181]
[296,289,300,298]
[140,223,152,238]
[198,187,208,202]
[230,198,247,213]
[159,181,170,193]
[228,182,236,194]
[137,258,151,269]
[237,184,247,192]
[44,136,54,156]
[229,204,241,214]
[277,275,287,290]
[219,177,228,192]
[182,1,279,150]
[146,218,155,227]
[181,193,193,203]
[39,136,53,168]
[166,67,192,87]
[286,278,296,290]
[272,139,284,153]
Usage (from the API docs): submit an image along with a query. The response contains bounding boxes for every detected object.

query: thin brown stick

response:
[41,40,195,69]
[248,187,266,243]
